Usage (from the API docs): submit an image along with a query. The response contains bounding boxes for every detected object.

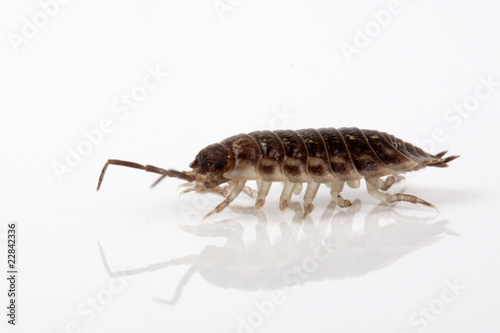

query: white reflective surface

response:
[1,0,500,332]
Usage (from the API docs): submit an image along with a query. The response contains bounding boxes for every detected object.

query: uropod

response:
[97,127,459,218]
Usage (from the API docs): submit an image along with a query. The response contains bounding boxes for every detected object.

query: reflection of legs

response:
[329,181,352,208]
[255,181,272,209]
[303,182,321,217]
[365,177,436,210]
[205,180,247,218]
[379,175,405,191]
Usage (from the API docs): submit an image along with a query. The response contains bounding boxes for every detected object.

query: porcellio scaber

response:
[97,127,459,218]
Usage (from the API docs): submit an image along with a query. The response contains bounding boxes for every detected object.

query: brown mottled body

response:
[97,127,459,218]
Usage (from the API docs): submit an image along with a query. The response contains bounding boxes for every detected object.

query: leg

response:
[178,182,231,197]
[241,185,258,198]
[224,181,256,198]
[379,174,405,191]
[255,181,272,209]
[179,181,256,198]
[346,180,360,189]
[365,177,437,210]
[303,181,321,217]
[329,181,352,208]
[279,182,297,211]
[294,183,303,195]
[204,180,247,219]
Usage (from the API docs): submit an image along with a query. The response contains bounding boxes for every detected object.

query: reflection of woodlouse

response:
[99,203,453,304]
[97,127,459,218]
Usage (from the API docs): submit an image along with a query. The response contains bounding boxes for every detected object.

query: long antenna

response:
[96,159,194,191]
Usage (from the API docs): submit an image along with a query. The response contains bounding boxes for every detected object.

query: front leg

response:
[179,182,231,197]
[205,180,247,219]
[179,182,257,198]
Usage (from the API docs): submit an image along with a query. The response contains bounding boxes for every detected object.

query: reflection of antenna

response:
[98,242,200,304]
[98,202,457,305]
[155,265,199,305]
[98,242,198,276]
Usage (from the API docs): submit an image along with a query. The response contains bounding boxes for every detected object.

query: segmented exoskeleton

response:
[97,127,459,218]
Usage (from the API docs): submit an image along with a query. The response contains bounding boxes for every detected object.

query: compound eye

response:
[214,160,226,170]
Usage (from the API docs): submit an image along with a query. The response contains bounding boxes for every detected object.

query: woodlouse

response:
[97,127,459,218]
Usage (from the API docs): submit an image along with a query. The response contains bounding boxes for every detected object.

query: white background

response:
[1,0,500,332]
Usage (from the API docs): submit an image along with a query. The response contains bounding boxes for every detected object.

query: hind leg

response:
[365,177,436,210]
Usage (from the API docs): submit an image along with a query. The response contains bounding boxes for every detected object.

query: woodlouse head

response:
[189,143,233,188]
